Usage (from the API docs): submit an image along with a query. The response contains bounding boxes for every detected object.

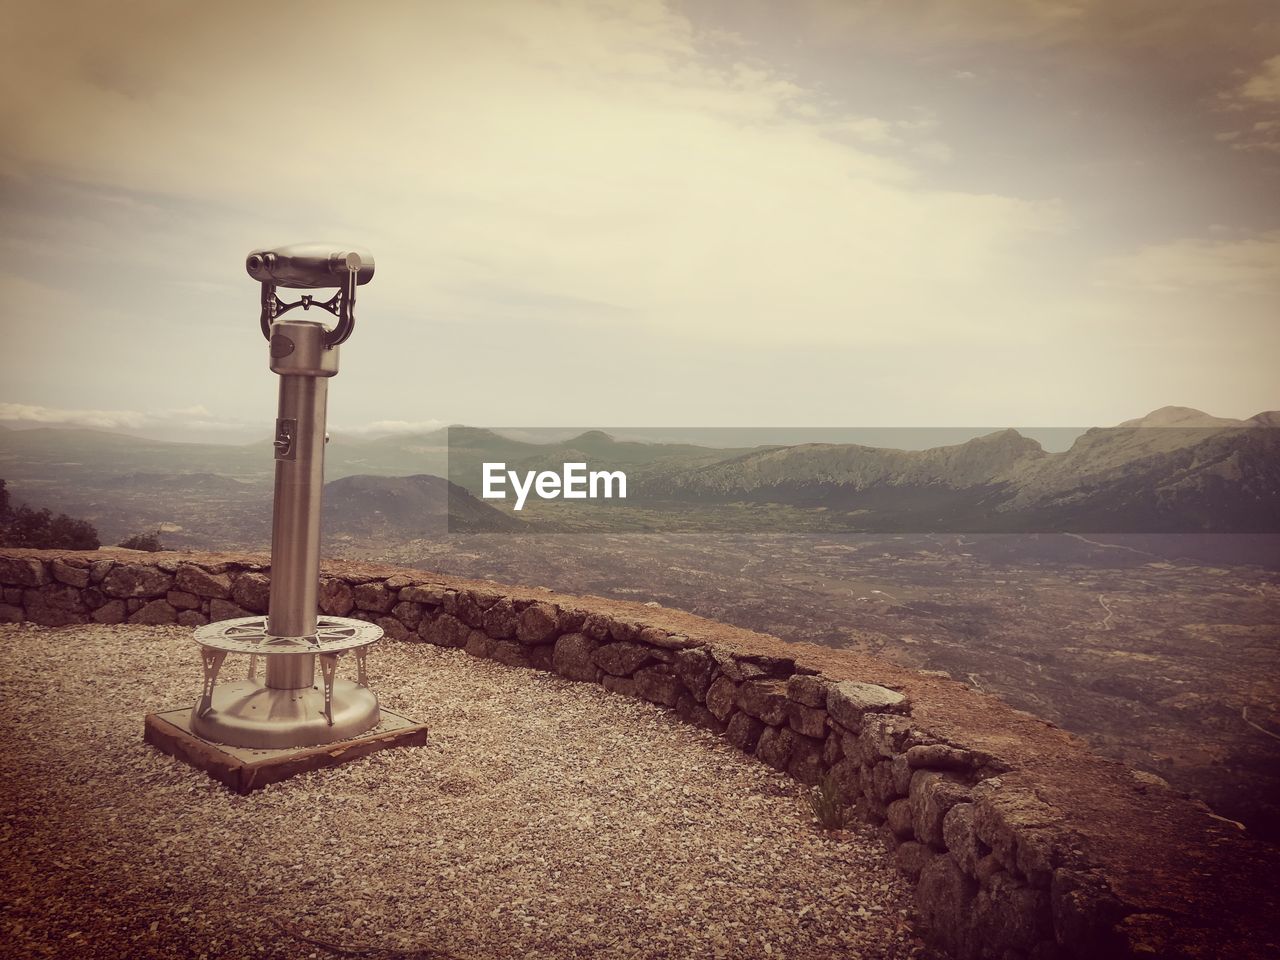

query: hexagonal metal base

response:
[190,678,380,749]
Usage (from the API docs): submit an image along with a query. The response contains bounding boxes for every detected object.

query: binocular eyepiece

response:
[246,243,375,289]
[248,241,374,346]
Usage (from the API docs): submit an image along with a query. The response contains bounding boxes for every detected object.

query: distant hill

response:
[322,474,523,536]
[640,409,1280,533]
[2,409,1276,534]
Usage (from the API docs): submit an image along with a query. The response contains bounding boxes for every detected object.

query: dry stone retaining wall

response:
[0,550,1263,960]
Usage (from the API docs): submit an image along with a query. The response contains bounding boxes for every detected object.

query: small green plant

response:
[809,771,848,831]
[119,529,164,552]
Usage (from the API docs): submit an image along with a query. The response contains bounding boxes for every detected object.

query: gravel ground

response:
[0,623,930,960]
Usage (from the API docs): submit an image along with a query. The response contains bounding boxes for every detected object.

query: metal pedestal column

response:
[189,315,380,750]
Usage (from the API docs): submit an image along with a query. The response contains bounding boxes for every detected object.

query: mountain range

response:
[0,406,1276,537]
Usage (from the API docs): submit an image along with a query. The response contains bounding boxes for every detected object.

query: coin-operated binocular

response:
[246,242,376,345]
[185,242,385,749]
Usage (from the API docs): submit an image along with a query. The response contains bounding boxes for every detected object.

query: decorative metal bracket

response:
[258,264,359,348]
[318,653,339,726]
[197,648,227,719]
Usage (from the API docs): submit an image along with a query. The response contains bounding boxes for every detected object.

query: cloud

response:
[336,419,447,436]
[0,0,1273,427]
[0,0,1065,355]
[1239,54,1280,103]
[1099,230,1280,296]
[0,402,246,432]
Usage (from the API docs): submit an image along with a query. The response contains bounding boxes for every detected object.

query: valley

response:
[2,414,1277,841]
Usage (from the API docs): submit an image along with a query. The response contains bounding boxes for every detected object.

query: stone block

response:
[673,647,715,699]
[827,757,862,805]
[481,597,518,638]
[24,592,87,626]
[916,855,978,960]
[400,584,445,605]
[787,732,824,785]
[756,725,793,771]
[391,601,423,630]
[890,754,914,795]
[633,666,682,707]
[318,578,354,616]
[167,591,202,611]
[675,694,724,734]
[102,564,172,599]
[910,770,972,849]
[943,803,985,876]
[553,632,601,682]
[175,564,232,600]
[972,872,1053,956]
[786,673,829,707]
[490,639,532,668]
[708,645,769,681]
[50,559,90,588]
[516,602,560,644]
[705,675,738,722]
[859,713,925,759]
[821,732,843,768]
[608,618,640,643]
[376,616,412,642]
[601,674,637,697]
[527,643,556,672]
[129,599,177,625]
[887,798,915,840]
[556,608,586,633]
[907,743,975,772]
[418,613,469,647]
[725,712,766,752]
[353,582,395,614]
[91,600,126,624]
[736,679,790,725]
[209,599,250,621]
[826,681,909,732]
[231,572,271,613]
[464,629,494,659]
[974,787,1061,881]
[26,584,84,612]
[0,556,47,587]
[786,700,827,738]
[638,626,696,650]
[454,589,499,627]
[594,641,658,676]
[1050,868,1125,957]
[581,612,611,640]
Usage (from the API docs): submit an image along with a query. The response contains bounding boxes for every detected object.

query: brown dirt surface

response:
[0,620,930,960]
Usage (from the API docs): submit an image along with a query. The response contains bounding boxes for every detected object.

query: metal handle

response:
[250,247,369,346]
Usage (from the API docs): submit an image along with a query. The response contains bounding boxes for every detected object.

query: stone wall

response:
[0,549,1272,960]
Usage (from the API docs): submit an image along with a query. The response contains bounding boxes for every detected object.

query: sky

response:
[1,0,1277,441]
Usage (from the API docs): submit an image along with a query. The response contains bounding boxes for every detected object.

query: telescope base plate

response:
[144,706,429,794]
